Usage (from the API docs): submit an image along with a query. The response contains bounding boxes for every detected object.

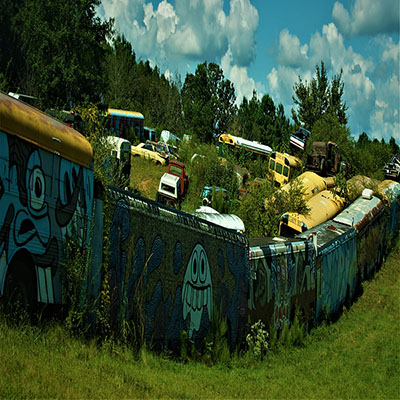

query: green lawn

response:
[130,156,167,200]
[1,241,399,399]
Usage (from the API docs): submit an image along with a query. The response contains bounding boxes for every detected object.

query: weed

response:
[246,320,269,360]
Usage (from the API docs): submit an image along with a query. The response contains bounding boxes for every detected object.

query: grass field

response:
[0,239,399,399]
[130,156,167,200]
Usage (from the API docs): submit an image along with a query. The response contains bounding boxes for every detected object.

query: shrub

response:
[246,320,269,360]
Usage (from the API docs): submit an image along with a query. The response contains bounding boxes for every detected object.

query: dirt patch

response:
[138,178,155,198]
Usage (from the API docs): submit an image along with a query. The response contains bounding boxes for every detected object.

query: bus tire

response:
[4,263,36,318]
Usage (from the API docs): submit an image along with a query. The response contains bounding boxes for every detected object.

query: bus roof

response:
[271,151,302,168]
[219,133,272,155]
[107,108,144,119]
[106,135,131,147]
[0,92,93,168]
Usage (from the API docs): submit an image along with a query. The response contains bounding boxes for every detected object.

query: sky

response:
[97,0,400,144]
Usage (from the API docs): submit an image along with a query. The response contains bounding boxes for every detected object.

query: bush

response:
[233,176,309,237]
[246,320,269,360]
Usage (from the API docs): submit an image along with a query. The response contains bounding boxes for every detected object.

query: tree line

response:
[0,0,397,178]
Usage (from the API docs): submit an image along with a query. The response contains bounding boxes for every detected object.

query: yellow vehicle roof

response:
[271,151,302,168]
[281,171,335,200]
[219,133,235,145]
[280,190,345,234]
[107,108,144,119]
[0,92,93,168]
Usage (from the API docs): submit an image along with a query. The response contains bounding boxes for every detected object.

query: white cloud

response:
[225,0,259,66]
[277,29,309,68]
[265,23,399,142]
[221,47,264,105]
[155,1,179,43]
[333,0,400,37]
[99,0,258,70]
[98,0,261,111]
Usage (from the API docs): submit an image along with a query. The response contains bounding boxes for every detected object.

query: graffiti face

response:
[182,243,213,337]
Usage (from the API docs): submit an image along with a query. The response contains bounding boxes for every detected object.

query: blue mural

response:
[0,132,93,304]
[102,189,249,350]
[248,239,316,331]
[315,230,357,322]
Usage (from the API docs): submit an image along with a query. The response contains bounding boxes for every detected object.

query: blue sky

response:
[98,0,400,144]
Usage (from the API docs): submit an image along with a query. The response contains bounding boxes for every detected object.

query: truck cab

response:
[156,160,188,207]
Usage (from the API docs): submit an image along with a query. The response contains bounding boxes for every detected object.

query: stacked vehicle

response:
[383,154,400,182]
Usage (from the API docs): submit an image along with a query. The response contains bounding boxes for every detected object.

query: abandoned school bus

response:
[268,151,302,187]
[265,171,336,209]
[279,190,346,236]
[0,91,94,309]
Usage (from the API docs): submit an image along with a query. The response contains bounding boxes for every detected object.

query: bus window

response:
[269,159,275,171]
[283,166,289,177]
[276,163,283,175]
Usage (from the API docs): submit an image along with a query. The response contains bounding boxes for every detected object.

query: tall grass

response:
[1,240,399,399]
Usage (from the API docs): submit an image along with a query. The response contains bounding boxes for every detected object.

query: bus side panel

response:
[388,189,400,244]
[315,230,357,323]
[93,189,249,351]
[248,240,316,331]
[356,211,386,282]
[0,130,94,304]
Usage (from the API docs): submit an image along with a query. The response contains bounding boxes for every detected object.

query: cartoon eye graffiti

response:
[63,171,72,205]
[191,251,198,283]
[29,166,45,211]
[199,251,207,284]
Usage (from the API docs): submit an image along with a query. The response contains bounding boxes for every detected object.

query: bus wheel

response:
[4,264,35,319]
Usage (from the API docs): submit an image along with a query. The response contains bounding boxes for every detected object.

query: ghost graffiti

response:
[182,243,213,337]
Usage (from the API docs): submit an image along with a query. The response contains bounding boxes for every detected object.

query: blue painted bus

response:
[107,108,144,143]
[0,92,94,310]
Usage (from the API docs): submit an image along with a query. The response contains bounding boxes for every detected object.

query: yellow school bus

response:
[279,190,346,236]
[268,151,302,187]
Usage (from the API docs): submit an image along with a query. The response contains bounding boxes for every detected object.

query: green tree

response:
[182,62,236,142]
[236,91,261,141]
[235,92,291,152]
[292,61,348,130]
[389,137,399,155]
[353,132,395,179]
[14,0,113,107]
[103,34,136,110]
[130,60,184,135]
[0,0,25,93]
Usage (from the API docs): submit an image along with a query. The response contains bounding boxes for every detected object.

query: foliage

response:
[11,0,113,107]
[353,132,397,179]
[69,104,131,340]
[211,187,230,214]
[234,91,292,152]
[234,177,309,237]
[292,61,347,130]
[75,104,128,190]
[246,320,269,360]
[63,227,90,334]
[0,72,7,92]
[103,34,136,110]
[130,60,184,135]
[180,307,231,366]
[179,140,239,212]
[182,62,236,142]
[277,309,306,348]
